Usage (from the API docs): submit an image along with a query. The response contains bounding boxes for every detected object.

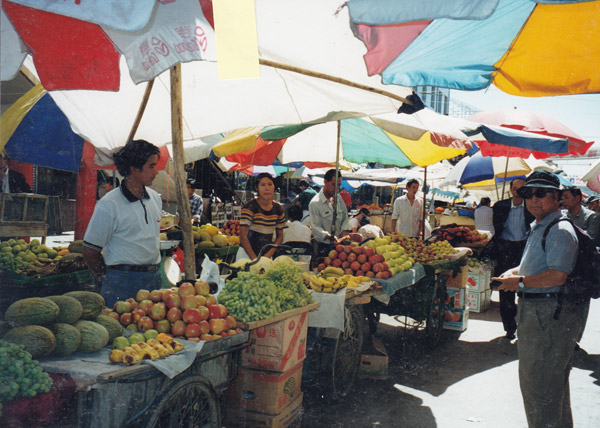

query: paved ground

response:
[302,292,600,428]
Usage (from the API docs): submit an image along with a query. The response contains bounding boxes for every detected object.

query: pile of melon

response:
[1,291,120,359]
[193,223,239,249]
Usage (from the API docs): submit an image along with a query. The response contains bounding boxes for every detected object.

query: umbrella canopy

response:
[468,108,594,158]
[212,110,471,169]
[442,152,552,188]
[347,0,600,96]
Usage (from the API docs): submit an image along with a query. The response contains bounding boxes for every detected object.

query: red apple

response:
[185,323,202,338]
[331,259,342,268]
[137,316,154,333]
[221,331,230,338]
[235,328,244,334]
[167,307,182,322]
[342,261,350,269]
[208,305,221,319]
[194,295,207,307]
[200,333,214,342]
[178,282,196,298]
[107,311,120,321]
[114,301,131,314]
[356,270,364,276]
[138,299,154,315]
[155,319,171,334]
[209,318,226,335]
[328,250,338,260]
[171,320,186,336]
[361,262,371,272]
[164,293,181,309]
[131,308,146,323]
[126,298,139,311]
[375,272,385,279]
[194,280,210,296]
[382,270,392,279]
[335,245,344,253]
[364,248,375,257]
[317,263,326,271]
[344,268,353,275]
[136,289,150,302]
[366,271,375,278]
[216,304,228,318]
[350,261,361,271]
[373,263,384,273]
[225,315,237,329]
[324,257,332,266]
[199,320,211,335]
[183,308,202,324]
[206,295,217,306]
[352,246,364,255]
[198,306,210,321]
[347,253,357,263]
[343,245,352,254]
[149,289,164,303]
[357,254,367,264]
[119,312,132,326]
[338,252,348,262]
[181,295,198,310]
[149,302,167,321]
[368,255,379,265]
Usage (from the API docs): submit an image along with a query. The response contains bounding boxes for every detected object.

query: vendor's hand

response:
[493,275,520,292]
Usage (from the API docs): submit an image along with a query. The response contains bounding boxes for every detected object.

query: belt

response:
[107,264,160,273]
[517,292,559,299]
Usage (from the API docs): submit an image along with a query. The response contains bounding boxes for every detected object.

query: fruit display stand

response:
[0,193,49,244]
[195,245,240,274]
[37,331,249,428]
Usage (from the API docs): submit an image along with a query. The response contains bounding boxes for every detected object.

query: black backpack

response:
[542,217,600,319]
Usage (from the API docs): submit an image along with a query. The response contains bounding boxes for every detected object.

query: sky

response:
[450,87,600,178]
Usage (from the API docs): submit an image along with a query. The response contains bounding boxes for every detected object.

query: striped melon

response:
[50,323,82,357]
[3,325,56,358]
[64,291,105,320]
[4,298,59,326]
[74,320,109,353]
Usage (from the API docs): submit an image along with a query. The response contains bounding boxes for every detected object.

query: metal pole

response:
[331,121,342,240]
[422,166,427,240]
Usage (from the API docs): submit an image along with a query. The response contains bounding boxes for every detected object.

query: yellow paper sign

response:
[213,0,260,80]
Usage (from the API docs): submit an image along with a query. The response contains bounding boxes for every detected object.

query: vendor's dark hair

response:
[114,139,160,177]
[254,172,275,190]
[480,197,491,206]
[324,169,342,182]
[186,178,196,187]
[406,178,419,188]
[564,186,582,199]
[288,204,303,221]
[359,216,371,227]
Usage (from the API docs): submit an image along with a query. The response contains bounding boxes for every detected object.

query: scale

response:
[159,240,181,288]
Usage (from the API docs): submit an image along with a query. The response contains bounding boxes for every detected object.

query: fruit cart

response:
[39,332,249,428]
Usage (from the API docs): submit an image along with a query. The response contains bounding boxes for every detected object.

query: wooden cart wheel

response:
[424,275,446,348]
[330,305,365,400]
[143,375,220,428]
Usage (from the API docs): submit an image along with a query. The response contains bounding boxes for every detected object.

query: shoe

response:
[504,331,516,340]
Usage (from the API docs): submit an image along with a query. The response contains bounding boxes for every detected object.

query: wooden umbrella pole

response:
[501,148,511,199]
[258,58,411,105]
[170,64,196,280]
[422,166,427,240]
[331,120,342,240]
[127,79,155,142]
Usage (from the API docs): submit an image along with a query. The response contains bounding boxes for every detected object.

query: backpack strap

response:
[540,216,574,320]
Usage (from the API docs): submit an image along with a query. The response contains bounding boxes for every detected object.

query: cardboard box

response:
[242,309,310,372]
[446,265,468,289]
[446,287,466,309]
[443,307,469,331]
[467,289,491,313]
[466,268,490,292]
[358,336,388,380]
[226,361,303,415]
[225,392,303,428]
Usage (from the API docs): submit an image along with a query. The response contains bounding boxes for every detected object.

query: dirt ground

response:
[301,291,600,428]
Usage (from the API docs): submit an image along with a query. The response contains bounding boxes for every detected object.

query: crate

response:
[467,289,492,313]
[446,287,466,310]
[443,307,469,332]
[445,265,468,289]
[466,268,490,292]
[0,193,48,223]
[225,392,303,428]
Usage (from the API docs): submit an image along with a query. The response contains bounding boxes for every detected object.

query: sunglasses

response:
[517,187,555,199]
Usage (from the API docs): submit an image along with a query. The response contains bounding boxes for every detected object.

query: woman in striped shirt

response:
[238,173,287,260]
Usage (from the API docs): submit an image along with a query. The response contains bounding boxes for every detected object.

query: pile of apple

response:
[317,242,394,280]
[104,281,242,343]
[220,220,240,236]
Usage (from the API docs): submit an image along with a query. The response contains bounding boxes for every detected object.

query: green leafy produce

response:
[0,340,53,402]
[218,262,314,322]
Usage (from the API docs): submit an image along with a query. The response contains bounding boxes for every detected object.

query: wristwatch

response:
[518,276,525,288]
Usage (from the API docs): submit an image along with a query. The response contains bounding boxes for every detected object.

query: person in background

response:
[494,171,580,428]
[357,216,384,240]
[491,178,535,340]
[474,197,495,236]
[186,178,204,225]
[97,172,120,200]
[0,152,32,193]
[561,186,599,350]
[391,179,422,237]
[309,168,350,258]
[82,140,162,307]
[296,179,317,221]
[238,173,287,260]
[586,195,600,215]
[283,204,311,244]
[348,207,370,233]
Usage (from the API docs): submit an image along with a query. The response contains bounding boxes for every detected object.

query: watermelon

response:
[74,320,109,353]
[3,325,56,358]
[50,323,82,357]
[4,298,59,326]
[46,295,83,324]
[64,291,105,320]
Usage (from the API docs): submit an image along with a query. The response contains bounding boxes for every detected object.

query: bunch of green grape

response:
[218,272,283,322]
[263,262,314,311]
[0,340,53,402]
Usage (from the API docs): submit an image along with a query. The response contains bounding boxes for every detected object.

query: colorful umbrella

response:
[468,108,594,158]
[347,0,600,96]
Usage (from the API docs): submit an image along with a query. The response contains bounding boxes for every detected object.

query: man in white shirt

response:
[474,197,495,236]
[283,205,312,244]
[391,179,422,237]
[357,216,384,240]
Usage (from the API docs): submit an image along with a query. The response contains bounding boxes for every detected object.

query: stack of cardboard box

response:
[444,285,469,331]
[225,305,314,428]
[466,263,492,313]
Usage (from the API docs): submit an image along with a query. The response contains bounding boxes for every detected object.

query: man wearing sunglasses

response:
[493,171,581,428]
[491,178,534,340]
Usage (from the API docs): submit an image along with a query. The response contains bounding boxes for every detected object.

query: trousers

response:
[101,269,161,308]
[494,238,527,334]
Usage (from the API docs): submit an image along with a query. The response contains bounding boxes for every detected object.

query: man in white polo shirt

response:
[82,140,162,307]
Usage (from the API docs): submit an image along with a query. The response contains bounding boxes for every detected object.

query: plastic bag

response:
[199,254,220,284]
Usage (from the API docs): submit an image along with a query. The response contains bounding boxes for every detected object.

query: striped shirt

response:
[240,199,287,235]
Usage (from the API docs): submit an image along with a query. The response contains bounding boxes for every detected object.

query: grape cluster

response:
[0,340,53,403]
[262,263,314,311]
